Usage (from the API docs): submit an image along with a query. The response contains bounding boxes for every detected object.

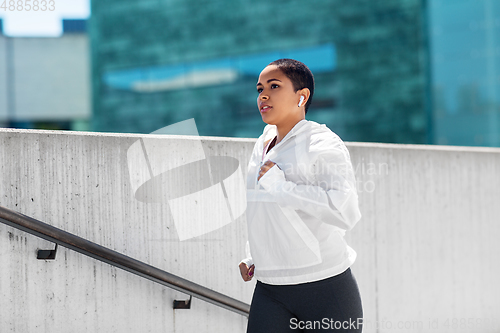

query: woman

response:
[239,59,363,332]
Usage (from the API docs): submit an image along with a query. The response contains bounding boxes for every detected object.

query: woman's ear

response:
[298,88,311,106]
[299,96,305,107]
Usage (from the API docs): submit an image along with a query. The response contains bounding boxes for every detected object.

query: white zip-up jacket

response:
[242,119,362,285]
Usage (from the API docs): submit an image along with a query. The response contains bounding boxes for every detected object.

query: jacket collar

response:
[263,119,310,145]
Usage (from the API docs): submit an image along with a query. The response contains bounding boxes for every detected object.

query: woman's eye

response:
[257,88,263,93]
[271,84,279,89]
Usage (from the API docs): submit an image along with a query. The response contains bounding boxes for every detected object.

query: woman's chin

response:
[260,115,276,125]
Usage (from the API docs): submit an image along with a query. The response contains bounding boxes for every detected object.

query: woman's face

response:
[256,65,303,126]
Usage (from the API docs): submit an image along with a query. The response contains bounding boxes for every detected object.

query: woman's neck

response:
[275,117,304,144]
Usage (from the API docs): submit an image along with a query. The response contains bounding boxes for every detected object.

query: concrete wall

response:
[0,128,499,332]
[345,142,500,333]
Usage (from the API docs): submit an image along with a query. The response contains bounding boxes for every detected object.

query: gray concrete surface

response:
[1,128,499,332]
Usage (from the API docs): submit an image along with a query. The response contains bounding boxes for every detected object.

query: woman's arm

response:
[258,147,361,230]
[239,241,254,281]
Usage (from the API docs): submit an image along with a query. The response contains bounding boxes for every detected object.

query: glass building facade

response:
[429,0,500,147]
[89,0,500,146]
[0,19,91,131]
[89,0,430,142]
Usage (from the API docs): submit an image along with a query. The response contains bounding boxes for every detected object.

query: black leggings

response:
[247,268,363,333]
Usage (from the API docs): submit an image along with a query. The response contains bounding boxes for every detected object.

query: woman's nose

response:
[260,94,268,100]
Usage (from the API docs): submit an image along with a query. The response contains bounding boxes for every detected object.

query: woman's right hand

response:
[239,262,255,282]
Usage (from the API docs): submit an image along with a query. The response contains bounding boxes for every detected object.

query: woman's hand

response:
[239,262,255,282]
[258,160,276,181]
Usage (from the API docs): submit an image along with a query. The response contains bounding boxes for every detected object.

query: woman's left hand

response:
[239,262,255,282]
[258,160,276,181]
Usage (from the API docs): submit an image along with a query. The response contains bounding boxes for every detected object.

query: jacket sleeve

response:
[258,146,361,230]
[239,241,254,267]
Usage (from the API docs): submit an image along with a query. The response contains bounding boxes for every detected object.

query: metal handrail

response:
[0,205,250,317]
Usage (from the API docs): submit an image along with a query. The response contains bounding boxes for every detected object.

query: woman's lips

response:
[260,105,272,113]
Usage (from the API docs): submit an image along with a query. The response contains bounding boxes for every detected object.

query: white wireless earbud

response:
[298,96,305,107]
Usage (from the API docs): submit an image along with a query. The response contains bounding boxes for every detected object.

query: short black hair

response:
[268,58,314,114]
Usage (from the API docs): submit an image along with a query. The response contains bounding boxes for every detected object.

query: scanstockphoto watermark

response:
[277,160,388,178]
[127,118,389,241]
[290,318,363,331]
[270,160,388,195]
[127,118,246,241]
[353,160,389,194]
[362,317,499,331]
